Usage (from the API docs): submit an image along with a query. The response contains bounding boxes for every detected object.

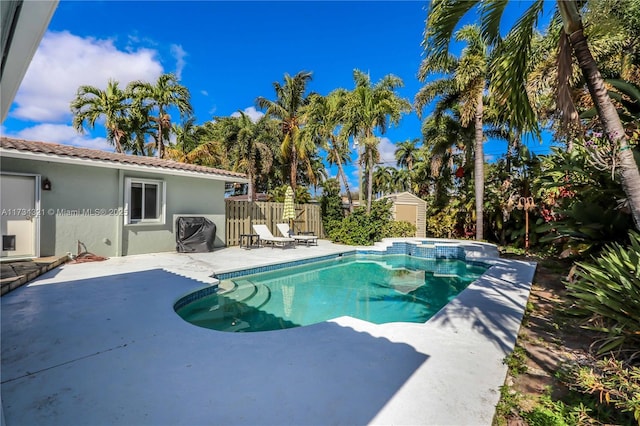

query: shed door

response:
[1,174,39,258]
[395,203,417,228]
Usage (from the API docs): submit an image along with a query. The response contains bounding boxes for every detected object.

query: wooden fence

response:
[225,200,324,246]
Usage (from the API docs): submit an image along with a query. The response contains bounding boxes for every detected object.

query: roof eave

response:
[1,1,59,123]
[0,148,249,183]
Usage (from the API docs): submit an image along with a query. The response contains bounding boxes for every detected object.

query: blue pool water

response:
[175,255,488,332]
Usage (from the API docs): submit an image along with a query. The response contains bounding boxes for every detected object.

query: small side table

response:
[239,233,260,249]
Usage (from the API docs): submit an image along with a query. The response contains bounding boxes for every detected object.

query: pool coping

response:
[1,238,536,425]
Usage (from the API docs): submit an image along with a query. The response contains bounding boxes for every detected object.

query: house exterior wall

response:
[1,157,226,257]
[2,157,120,257]
[121,171,226,256]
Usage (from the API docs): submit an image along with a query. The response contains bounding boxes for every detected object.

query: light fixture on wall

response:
[42,178,52,191]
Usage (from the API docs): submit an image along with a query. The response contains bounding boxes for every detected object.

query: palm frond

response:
[479,0,508,45]
[489,0,544,135]
[557,29,580,130]
[424,0,481,57]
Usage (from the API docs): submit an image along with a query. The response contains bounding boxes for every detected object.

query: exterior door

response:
[1,174,39,258]
[395,204,418,235]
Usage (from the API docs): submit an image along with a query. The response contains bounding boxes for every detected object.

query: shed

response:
[380,192,427,237]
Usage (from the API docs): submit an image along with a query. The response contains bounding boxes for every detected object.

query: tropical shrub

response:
[328,199,395,245]
[320,178,344,229]
[565,231,640,355]
[560,357,640,425]
[382,220,416,238]
[535,145,633,256]
[426,207,458,238]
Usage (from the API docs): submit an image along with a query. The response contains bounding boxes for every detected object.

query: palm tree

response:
[342,69,411,213]
[70,79,130,153]
[220,112,274,201]
[420,112,474,207]
[168,116,201,157]
[121,102,155,156]
[306,154,328,194]
[395,138,421,171]
[394,168,413,193]
[423,0,640,230]
[395,138,421,194]
[166,117,228,167]
[416,24,489,240]
[128,73,192,159]
[373,166,394,197]
[256,71,314,192]
[305,90,355,210]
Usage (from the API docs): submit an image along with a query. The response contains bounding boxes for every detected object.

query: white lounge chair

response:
[252,224,296,249]
[276,223,318,247]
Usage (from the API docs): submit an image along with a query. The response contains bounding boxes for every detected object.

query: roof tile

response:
[0,137,247,180]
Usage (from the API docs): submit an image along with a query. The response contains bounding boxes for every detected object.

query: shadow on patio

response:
[426,258,536,355]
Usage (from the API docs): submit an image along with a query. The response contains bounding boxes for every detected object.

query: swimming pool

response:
[175,254,488,332]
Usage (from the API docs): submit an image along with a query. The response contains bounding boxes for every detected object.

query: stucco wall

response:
[1,157,226,257]
[122,171,226,255]
[2,158,120,257]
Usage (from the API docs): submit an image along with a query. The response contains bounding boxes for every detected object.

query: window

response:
[124,178,166,225]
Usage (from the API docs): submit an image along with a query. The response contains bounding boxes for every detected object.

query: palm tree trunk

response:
[290,144,298,191]
[335,155,354,212]
[474,91,485,240]
[367,149,374,214]
[568,28,640,230]
[113,132,124,154]
[157,120,164,159]
[247,171,255,202]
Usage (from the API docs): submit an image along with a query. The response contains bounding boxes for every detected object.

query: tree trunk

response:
[157,115,164,159]
[113,130,124,154]
[569,28,640,230]
[247,171,255,202]
[367,148,374,214]
[290,143,298,192]
[335,154,353,212]
[474,91,485,240]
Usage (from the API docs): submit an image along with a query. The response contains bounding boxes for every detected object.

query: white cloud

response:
[231,106,264,122]
[200,90,209,96]
[170,44,187,80]
[377,137,397,166]
[12,31,163,123]
[349,167,362,194]
[9,124,112,151]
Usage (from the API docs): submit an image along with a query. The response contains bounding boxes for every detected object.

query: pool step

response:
[244,280,271,309]
[223,279,258,303]
[185,281,272,328]
[183,281,257,323]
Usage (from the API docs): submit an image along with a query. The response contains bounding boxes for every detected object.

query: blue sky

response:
[2,1,555,193]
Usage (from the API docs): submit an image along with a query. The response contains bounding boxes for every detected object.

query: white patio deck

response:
[1,239,536,425]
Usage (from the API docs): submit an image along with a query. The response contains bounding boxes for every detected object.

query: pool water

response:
[175,255,487,332]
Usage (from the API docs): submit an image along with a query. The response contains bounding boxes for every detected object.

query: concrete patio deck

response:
[1,239,536,425]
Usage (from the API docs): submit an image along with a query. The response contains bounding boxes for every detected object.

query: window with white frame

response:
[124,178,166,225]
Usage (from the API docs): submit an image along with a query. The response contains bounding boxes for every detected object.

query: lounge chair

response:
[276,223,318,247]
[252,224,296,249]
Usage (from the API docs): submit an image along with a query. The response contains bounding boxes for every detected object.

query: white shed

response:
[380,192,427,237]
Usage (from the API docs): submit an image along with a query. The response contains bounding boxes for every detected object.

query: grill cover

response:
[175,217,216,253]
